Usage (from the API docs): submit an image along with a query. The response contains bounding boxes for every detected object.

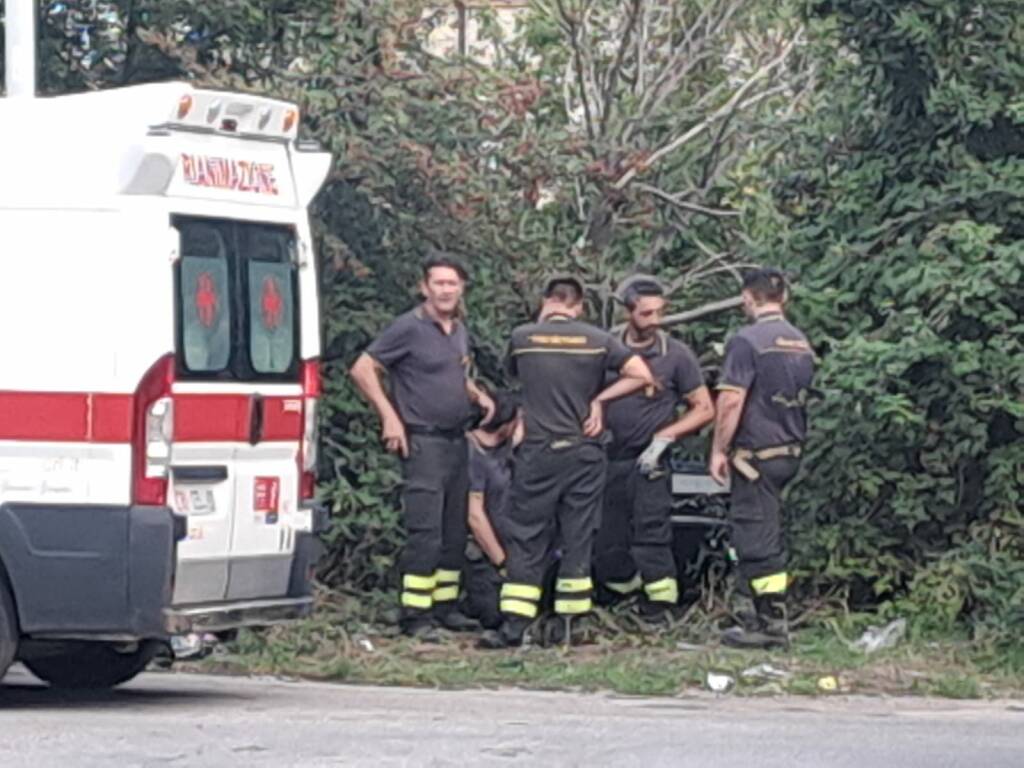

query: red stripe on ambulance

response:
[0,391,301,444]
[0,391,133,442]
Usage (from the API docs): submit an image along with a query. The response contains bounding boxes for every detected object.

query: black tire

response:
[0,575,18,681]
[24,641,158,690]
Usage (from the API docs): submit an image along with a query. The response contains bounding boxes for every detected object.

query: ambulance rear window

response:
[179,224,232,372]
[173,216,300,382]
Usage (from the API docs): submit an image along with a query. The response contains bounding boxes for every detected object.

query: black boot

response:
[721,594,788,650]
[635,599,679,627]
[477,618,530,649]
[400,615,442,644]
[434,604,480,632]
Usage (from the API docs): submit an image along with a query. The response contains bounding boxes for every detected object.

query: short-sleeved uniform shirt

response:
[718,313,815,449]
[468,439,513,542]
[605,329,705,455]
[507,315,633,440]
[365,306,473,431]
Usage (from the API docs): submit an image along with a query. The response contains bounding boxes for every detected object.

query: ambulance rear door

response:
[170,215,305,604]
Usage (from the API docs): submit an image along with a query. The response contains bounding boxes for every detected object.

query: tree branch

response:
[613,31,801,190]
[635,182,740,218]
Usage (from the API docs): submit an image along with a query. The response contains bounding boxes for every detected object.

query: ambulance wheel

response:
[0,574,18,681]
[24,641,158,690]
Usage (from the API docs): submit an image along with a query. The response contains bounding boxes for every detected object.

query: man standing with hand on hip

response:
[710,268,815,649]
[350,254,495,640]
[479,276,656,649]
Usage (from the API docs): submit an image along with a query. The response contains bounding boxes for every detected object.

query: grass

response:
[187,587,1024,699]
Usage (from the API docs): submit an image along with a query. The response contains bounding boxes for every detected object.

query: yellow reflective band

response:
[606,574,642,595]
[501,583,542,601]
[556,577,593,593]
[434,569,461,585]
[751,572,788,595]
[401,591,433,609]
[644,577,679,604]
[555,598,592,615]
[403,573,437,591]
[432,585,459,602]
[501,599,538,618]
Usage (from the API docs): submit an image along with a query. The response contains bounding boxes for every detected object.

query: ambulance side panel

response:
[0,208,179,637]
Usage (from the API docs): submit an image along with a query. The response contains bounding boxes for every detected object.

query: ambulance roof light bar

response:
[5,0,37,99]
[164,89,301,142]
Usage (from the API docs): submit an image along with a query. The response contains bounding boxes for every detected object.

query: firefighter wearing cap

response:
[478,276,656,649]
[462,390,522,629]
[594,277,715,620]
[709,268,815,648]
[350,254,495,640]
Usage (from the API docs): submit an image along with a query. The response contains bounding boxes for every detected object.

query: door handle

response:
[249,394,265,446]
[172,465,229,483]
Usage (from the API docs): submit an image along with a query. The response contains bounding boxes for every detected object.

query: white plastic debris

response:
[851,618,907,654]
[170,633,204,660]
[741,663,790,681]
[357,637,375,653]
[706,672,735,693]
[675,641,704,652]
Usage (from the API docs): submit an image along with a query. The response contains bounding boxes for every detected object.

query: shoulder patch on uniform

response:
[773,337,811,351]
[528,334,589,346]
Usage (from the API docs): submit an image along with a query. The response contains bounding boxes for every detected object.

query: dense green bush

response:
[768,0,1024,643]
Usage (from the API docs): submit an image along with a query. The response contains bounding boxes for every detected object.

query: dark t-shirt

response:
[718,313,815,449]
[468,439,512,543]
[507,315,633,439]
[605,330,705,454]
[365,306,473,431]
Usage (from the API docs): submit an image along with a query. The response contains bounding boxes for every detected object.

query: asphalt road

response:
[1,664,1022,767]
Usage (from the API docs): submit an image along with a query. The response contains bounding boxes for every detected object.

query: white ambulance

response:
[0,82,330,688]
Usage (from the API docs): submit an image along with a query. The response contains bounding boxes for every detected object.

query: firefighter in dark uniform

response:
[350,255,495,640]
[479,276,656,649]
[595,277,715,619]
[463,391,522,629]
[709,268,815,648]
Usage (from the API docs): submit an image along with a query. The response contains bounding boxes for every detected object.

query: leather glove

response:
[636,436,673,476]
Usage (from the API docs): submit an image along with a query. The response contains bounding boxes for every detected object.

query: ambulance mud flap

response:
[0,503,178,638]
[287,501,328,599]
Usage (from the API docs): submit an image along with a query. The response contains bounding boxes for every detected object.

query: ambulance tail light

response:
[299,359,321,500]
[133,354,175,506]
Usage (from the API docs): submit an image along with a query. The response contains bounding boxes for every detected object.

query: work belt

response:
[524,435,603,451]
[406,425,466,440]
[731,444,802,482]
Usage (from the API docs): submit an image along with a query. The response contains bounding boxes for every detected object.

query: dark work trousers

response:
[500,439,607,622]
[462,544,561,629]
[594,458,677,601]
[728,456,801,585]
[462,545,503,629]
[398,433,468,626]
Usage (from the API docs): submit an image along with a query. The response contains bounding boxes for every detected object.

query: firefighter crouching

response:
[709,268,816,649]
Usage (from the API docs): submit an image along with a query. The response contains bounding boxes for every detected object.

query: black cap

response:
[480,390,521,434]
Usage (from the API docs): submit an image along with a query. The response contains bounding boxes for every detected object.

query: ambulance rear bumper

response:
[163,596,314,634]
[0,503,183,640]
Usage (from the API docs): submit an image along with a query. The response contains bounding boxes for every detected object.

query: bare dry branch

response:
[613,30,801,190]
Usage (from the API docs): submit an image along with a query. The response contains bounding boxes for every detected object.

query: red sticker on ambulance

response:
[254,476,280,524]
